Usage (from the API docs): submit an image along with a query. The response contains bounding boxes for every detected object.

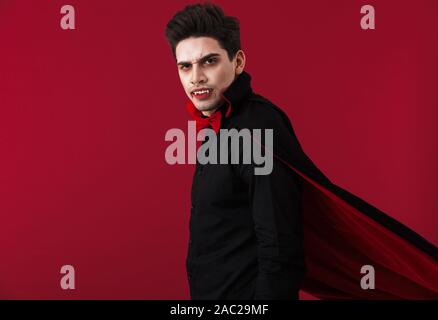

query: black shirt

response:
[187,71,306,300]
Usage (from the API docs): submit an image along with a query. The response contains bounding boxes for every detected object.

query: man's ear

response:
[234,50,246,75]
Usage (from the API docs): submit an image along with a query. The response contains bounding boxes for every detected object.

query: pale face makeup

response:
[175,37,245,116]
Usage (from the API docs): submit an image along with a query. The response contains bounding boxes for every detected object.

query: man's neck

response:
[201,108,219,117]
[201,101,225,117]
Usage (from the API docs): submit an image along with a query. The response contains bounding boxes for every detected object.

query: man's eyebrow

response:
[177,53,220,66]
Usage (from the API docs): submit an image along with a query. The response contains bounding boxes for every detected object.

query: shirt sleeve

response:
[237,124,306,300]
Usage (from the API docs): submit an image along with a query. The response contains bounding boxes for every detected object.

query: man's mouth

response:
[191,88,213,100]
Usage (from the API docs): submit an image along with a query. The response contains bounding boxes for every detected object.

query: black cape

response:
[192,71,438,299]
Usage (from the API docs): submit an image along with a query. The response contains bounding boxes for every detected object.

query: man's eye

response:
[180,64,191,70]
[204,58,217,65]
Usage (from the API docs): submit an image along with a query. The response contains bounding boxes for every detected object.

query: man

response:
[165,3,307,300]
[165,3,438,300]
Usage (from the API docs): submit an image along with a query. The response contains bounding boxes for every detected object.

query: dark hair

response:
[165,2,241,60]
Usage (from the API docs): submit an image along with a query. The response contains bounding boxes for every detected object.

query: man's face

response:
[175,37,238,115]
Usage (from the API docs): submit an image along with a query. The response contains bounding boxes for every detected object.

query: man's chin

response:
[193,103,216,113]
[192,99,222,113]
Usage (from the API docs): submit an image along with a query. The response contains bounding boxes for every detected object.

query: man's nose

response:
[190,64,207,85]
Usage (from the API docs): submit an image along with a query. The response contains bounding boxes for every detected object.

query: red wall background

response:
[0,0,437,299]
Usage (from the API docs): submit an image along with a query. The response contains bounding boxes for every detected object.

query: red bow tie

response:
[186,98,232,134]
